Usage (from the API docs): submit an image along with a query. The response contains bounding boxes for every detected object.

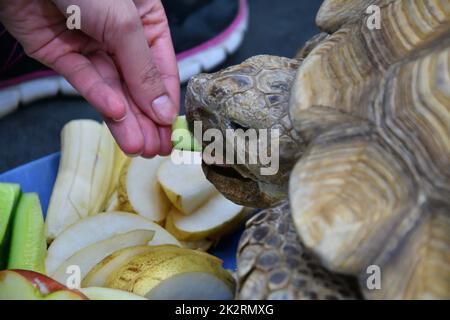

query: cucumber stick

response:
[7,193,47,274]
[172,116,202,152]
[0,183,21,269]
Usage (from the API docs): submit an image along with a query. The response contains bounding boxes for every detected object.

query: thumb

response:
[109,4,178,125]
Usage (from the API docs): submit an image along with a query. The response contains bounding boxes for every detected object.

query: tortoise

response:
[185,0,450,300]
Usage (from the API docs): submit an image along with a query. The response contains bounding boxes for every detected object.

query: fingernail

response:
[126,151,143,158]
[113,114,127,122]
[108,94,127,122]
[152,95,177,124]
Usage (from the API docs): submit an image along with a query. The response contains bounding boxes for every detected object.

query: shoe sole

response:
[0,0,248,119]
[0,75,79,118]
[177,0,249,83]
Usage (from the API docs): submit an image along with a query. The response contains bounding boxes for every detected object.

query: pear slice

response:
[82,245,154,287]
[165,192,244,241]
[157,153,217,215]
[79,287,146,300]
[117,157,171,223]
[46,212,180,275]
[0,183,21,269]
[145,272,234,300]
[52,230,154,284]
[7,193,47,274]
[180,239,214,252]
[106,246,235,300]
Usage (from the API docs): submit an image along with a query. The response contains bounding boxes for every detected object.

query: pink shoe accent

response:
[0,70,57,89]
[176,0,248,61]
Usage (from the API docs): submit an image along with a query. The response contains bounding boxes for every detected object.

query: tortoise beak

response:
[202,163,277,208]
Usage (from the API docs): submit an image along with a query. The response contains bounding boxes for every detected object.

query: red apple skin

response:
[7,270,88,299]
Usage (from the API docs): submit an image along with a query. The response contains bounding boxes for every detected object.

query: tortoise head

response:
[185,55,304,208]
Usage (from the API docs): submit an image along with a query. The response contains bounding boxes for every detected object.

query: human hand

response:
[0,0,179,157]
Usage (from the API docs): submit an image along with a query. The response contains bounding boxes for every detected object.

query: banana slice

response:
[45,120,115,241]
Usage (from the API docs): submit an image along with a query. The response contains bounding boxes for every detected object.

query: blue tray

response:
[0,153,242,271]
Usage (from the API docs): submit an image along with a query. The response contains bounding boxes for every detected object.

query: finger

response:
[141,3,180,109]
[50,52,127,121]
[147,34,180,114]
[111,2,178,125]
[105,106,144,156]
[135,111,161,158]
[124,86,161,158]
[88,51,146,156]
[92,51,163,158]
[158,126,173,156]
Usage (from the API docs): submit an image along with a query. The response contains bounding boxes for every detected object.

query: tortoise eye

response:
[229,120,250,131]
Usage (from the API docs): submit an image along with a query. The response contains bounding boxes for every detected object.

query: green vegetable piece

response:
[7,193,47,274]
[0,183,21,269]
[172,116,202,152]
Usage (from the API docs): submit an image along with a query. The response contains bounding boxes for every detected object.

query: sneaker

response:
[0,25,79,118]
[0,0,248,118]
[168,0,248,82]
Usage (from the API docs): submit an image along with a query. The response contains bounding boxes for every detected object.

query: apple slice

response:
[106,246,235,300]
[0,270,87,300]
[46,212,180,275]
[45,291,88,300]
[82,245,154,287]
[0,183,21,269]
[165,192,244,241]
[80,287,146,300]
[157,153,217,215]
[7,193,47,274]
[51,230,154,284]
[117,157,171,223]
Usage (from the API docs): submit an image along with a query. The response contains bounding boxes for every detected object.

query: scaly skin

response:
[237,200,360,300]
[186,55,303,208]
[186,0,450,300]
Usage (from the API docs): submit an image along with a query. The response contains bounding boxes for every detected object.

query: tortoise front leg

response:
[236,200,360,300]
